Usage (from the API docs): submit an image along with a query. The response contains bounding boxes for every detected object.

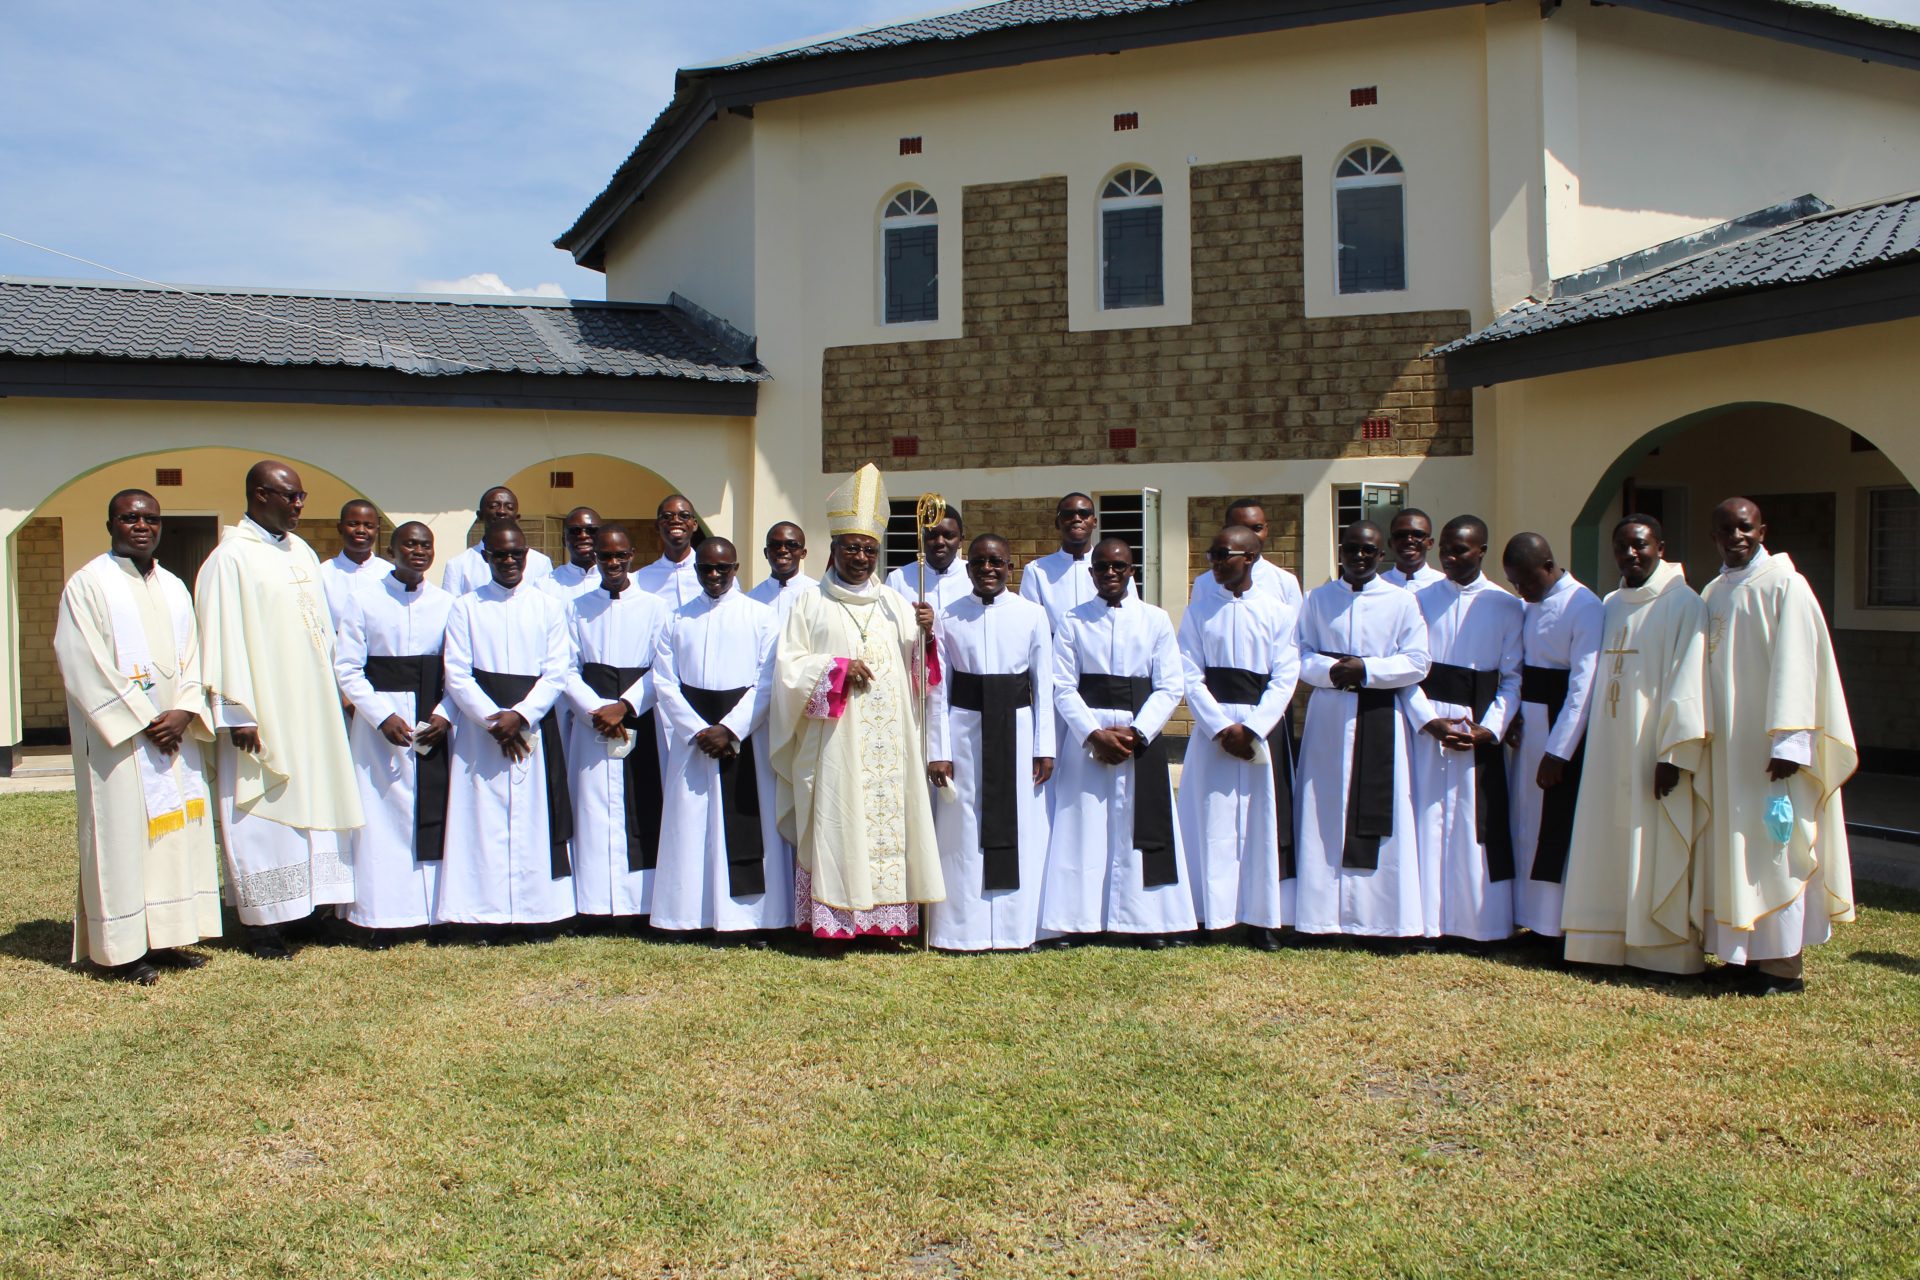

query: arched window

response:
[1334,145,1406,294]
[1100,167,1164,310]
[882,188,939,324]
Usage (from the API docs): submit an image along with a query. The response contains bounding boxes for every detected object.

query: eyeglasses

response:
[658,511,699,525]
[1090,560,1132,573]
[1205,548,1254,562]
[594,550,633,562]
[967,556,1010,569]
[836,544,879,560]
[1339,545,1384,559]
[1389,529,1429,542]
[765,539,803,552]
[112,512,162,526]
[565,523,598,534]
[488,548,529,561]
[696,562,738,574]
[257,485,307,503]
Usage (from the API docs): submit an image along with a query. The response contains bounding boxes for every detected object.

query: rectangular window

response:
[884,225,938,323]
[1332,482,1408,545]
[885,499,922,574]
[1867,485,1920,607]
[1102,206,1164,309]
[1096,489,1160,603]
[1336,185,1406,294]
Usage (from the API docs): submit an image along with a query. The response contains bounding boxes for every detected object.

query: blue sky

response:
[2,0,1913,300]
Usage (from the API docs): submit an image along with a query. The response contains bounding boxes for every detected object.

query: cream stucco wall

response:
[1487,316,1920,623]
[1556,3,1920,277]
[0,397,754,744]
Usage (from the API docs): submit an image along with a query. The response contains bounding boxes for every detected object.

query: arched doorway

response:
[14,447,380,742]
[447,454,687,571]
[1572,403,1920,770]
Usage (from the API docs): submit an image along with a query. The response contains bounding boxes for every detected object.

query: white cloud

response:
[415,272,569,298]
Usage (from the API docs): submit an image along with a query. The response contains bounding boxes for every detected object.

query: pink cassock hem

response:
[794,865,919,939]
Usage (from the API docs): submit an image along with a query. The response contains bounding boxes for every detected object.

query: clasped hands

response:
[142,709,196,756]
[1423,717,1495,752]
[1086,725,1147,766]
[377,713,450,750]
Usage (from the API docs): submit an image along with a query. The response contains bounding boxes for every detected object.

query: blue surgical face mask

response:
[1765,792,1795,845]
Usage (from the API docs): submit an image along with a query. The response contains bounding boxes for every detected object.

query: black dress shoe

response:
[246,926,291,960]
[1138,935,1170,951]
[1245,927,1282,953]
[147,948,207,970]
[105,958,160,985]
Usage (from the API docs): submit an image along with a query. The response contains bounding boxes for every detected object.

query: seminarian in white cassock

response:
[650,540,791,938]
[333,524,455,934]
[560,528,672,923]
[1175,527,1302,942]
[1405,517,1525,943]
[437,522,575,928]
[1040,538,1195,943]
[925,536,1056,952]
[1293,522,1432,939]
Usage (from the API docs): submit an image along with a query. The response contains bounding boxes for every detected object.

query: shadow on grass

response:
[0,916,70,967]
[1850,950,1920,977]
[1476,934,1726,999]
[1858,882,1920,915]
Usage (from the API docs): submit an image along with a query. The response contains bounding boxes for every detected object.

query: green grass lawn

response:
[2,792,1918,1279]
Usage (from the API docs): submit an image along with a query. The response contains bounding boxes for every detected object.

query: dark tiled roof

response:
[1432,193,1920,356]
[702,0,1192,70]
[0,279,767,382]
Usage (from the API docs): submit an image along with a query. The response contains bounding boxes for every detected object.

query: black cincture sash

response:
[949,669,1033,892]
[680,684,765,898]
[582,661,662,873]
[363,653,449,862]
[1420,661,1515,882]
[472,669,573,879]
[1323,654,1397,870]
[1520,663,1585,884]
[1203,666,1296,880]
[1076,672,1177,888]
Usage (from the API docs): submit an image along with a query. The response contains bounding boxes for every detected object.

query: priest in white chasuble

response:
[196,461,362,959]
[1561,516,1710,975]
[1176,525,1300,948]
[318,499,394,629]
[1041,538,1194,946]
[1501,533,1604,940]
[541,507,605,605]
[439,521,575,931]
[925,534,1055,952]
[1406,515,1525,943]
[770,463,943,946]
[333,522,453,938]
[651,539,789,942]
[1696,498,1857,994]
[1293,521,1432,939]
[745,521,819,622]
[56,489,220,982]
[441,487,554,595]
[561,525,672,923]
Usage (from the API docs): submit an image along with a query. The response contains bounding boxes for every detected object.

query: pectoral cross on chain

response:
[1602,626,1638,719]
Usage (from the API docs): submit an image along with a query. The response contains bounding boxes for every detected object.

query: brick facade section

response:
[823,158,1473,472]
[18,518,65,732]
[1184,493,1304,588]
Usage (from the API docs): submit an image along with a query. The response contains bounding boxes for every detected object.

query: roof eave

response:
[1606,0,1920,72]
[1437,261,1920,388]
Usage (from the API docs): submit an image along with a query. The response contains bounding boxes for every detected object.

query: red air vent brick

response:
[1109,427,1138,450]
[154,468,183,487]
[899,136,923,155]
[1350,86,1379,107]
[892,435,920,458]
[1362,418,1394,440]
[550,471,574,488]
[1113,112,1139,131]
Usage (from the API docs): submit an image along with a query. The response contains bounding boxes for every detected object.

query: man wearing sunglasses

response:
[196,460,363,959]
[541,506,605,604]
[441,486,554,595]
[559,525,672,928]
[1293,520,1432,940]
[633,494,704,608]
[1018,492,1134,634]
[1186,499,1302,613]
[1383,508,1445,591]
[1041,537,1194,948]
[746,522,818,621]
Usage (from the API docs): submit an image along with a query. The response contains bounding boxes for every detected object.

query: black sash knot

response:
[1520,663,1584,884]
[582,661,662,873]
[1321,654,1397,870]
[1203,666,1295,879]
[472,668,573,879]
[1420,661,1515,882]
[949,669,1033,892]
[680,684,765,898]
[364,653,449,862]
[1076,672,1177,888]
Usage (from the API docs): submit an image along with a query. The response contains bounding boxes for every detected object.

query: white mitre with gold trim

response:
[825,462,889,539]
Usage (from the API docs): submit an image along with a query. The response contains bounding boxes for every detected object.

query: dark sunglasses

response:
[696,561,739,574]
[765,539,804,552]
[1090,560,1132,573]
